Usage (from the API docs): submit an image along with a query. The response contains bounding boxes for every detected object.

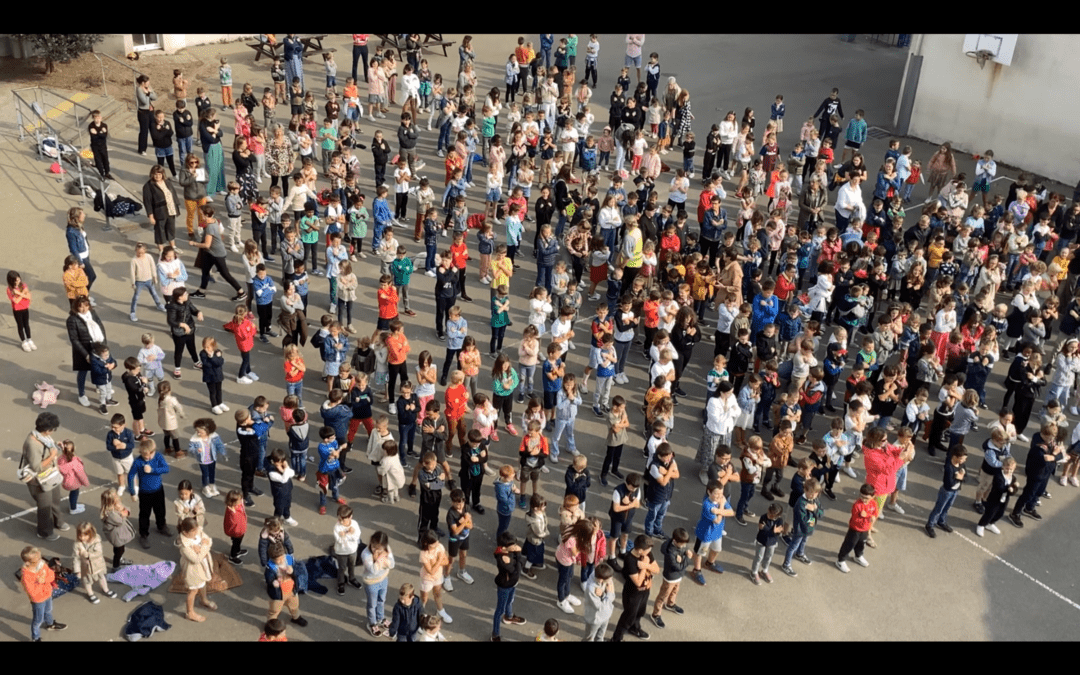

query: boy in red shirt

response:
[450,231,472,302]
[641,290,661,358]
[443,370,470,456]
[385,320,410,404]
[835,483,878,573]
[377,274,400,331]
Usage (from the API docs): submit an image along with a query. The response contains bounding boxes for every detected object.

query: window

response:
[131,34,161,53]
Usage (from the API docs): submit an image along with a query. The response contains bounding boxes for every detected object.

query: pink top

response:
[7,284,30,311]
[57,454,89,492]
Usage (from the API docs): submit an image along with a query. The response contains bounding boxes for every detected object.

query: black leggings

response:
[304,242,319,272]
[395,192,409,220]
[92,143,110,175]
[12,308,30,341]
[156,153,177,176]
[718,143,733,172]
[171,332,199,369]
[163,430,181,454]
[112,545,126,568]
[492,392,514,425]
[206,380,223,408]
[388,362,409,402]
[270,174,291,193]
[199,255,242,292]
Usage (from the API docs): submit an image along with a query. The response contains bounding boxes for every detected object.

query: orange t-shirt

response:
[386,332,410,365]
[284,356,306,383]
[451,242,469,270]
[279,576,295,597]
[378,286,400,319]
[445,384,468,420]
[21,560,54,604]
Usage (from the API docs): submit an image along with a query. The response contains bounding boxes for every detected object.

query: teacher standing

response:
[66,295,107,408]
[142,164,180,253]
[135,74,157,155]
[284,34,304,91]
[198,109,226,196]
[21,412,67,541]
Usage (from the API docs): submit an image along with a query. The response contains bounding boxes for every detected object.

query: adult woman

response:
[458,62,478,97]
[716,249,743,306]
[283,34,304,91]
[267,124,295,192]
[597,194,622,254]
[663,77,681,116]
[672,90,693,147]
[670,307,700,398]
[178,154,208,239]
[135,74,157,155]
[927,143,957,198]
[142,164,180,253]
[861,428,913,547]
[21,412,66,541]
[66,295,107,407]
[797,178,827,230]
[191,205,245,301]
[232,136,258,205]
[278,280,308,347]
[65,207,97,300]
[668,168,689,216]
[833,152,868,190]
[718,111,738,176]
[166,286,203,379]
[458,35,475,74]
[149,110,176,176]
[834,174,866,233]
[157,246,189,297]
[198,109,226,196]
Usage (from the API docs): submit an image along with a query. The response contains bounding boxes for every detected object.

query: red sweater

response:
[445,384,468,420]
[848,498,879,532]
[775,273,797,302]
[224,503,247,538]
[224,314,257,353]
[378,286,400,319]
[863,443,906,496]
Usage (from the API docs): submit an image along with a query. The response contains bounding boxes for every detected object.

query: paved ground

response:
[0,33,1076,642]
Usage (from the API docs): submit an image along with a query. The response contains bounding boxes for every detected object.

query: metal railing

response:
[12,87,89,202]
[96,51,146,103]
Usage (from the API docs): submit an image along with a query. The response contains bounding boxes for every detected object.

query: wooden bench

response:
[247,40,280,62]
[374,34,403,52]
[300,34,331,58]
[422,34,455,58]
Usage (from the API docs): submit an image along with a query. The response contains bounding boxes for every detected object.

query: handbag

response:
[19,437,63,490]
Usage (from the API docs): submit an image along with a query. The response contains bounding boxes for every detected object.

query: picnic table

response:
[247,35,331,61]
[373,34,455,57]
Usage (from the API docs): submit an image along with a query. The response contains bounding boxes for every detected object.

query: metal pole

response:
[14,94,24,141]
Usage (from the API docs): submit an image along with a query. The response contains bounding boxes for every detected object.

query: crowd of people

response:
[11,32,1080,642]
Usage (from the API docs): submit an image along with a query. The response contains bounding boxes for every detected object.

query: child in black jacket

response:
[388,582,422,641]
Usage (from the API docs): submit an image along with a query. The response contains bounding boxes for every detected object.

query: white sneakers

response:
[437,608,453,624]
[975,525,985,537]
[70,503,86,515]
[567,594,581,606]
[285,517,299,527]
[986,523,1001,535]
[836,560,850,573]
[231,245,241,253]
[78,396,91,408]
[27,339,37,350]
[1016,434,1030,443]
[443,576,453,592]
[844,466,857,479]
[976,524,1000,536]
[21,340,32,352]
[212,405,224,415]
[425,270,437,277]
[238,376,254,385]
[889,503,905,515]
[854,556,870,568]
[457,569,474,584]
[556,598,574,614]
[248,372,260,382]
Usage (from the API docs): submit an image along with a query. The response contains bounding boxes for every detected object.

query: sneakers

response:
[443,576,453,592]
[425,270,437,277]
[986,523,1001,534]
[628,627,650,640]
[692,570,706,586]
[70,503,86,515]
[735,515,747,526]
[238,376,254,384]
[835,560,850,573]
[843,465,857,479]
[291,616,309,627]
[45,622,68,631]
[1071,477,1080,488]
[938,522,954,533]
[556,598,574,614]
[854,556,870,568]
[456,569,474,584]
[1008,513,1024,528]
[78,395,90,407]
[435,608,453,624]
[761,571,773,583]
[665,603,685,614]
[1023,509,1043,520]
[975,525,985,537]
[566,594,581,606]
[889,502,905,515]
[1016,434,1029,443]
[750,572,761,586]
[505,424,519,436]
[130,313,139,323]
[593,405,604,417]
[650,613,666,628]
[285,517,299,527]
[782,565,798,577]
[502,614,526,625]
[139,535,151,549]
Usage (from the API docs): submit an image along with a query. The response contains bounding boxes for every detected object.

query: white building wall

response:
[906,34,1080,185]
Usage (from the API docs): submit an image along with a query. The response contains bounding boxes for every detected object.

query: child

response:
[606,471,642,566]
[542,343,565,430]
[583,561,616,641]
[263,541,309,628]
[519,420,550,507]
[925,444,967,538]
[446,488,475,585]
[835,483,878,573]
[90,342,117,416]
[173,479,206,532]
[198,337,226,414]
[128,438,171,548]
[495,464,520,535]
[417,529,453,623]
[780,476,822,576]
[648,527,691,628]
[56,440,89,515]
[177,517,216,622]
[21,546,66,640]
[333,504,363,595]
[99,488,135,571]
[137,332,166,398]
[411,451,447,540]
[73,522,116,604]
[976,456,1018,536]
[267,446,295,521]
[219,57,233,109]
[377,440,406,503]
[223,489,248,565]
[316,426,346,515]
[749,503,786,585]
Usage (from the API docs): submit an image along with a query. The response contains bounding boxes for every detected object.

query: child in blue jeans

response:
[22,546,66,641]
[317,426,345,515]
[494,464,518,535]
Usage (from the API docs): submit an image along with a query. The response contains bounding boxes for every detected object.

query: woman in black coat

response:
[670,306,701,400]
[166,286,203,379]
[142,164,180,253]
[66,295,107,408]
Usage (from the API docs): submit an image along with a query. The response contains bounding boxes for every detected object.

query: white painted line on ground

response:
[0,483,108,525]
[954,529,1080,613]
